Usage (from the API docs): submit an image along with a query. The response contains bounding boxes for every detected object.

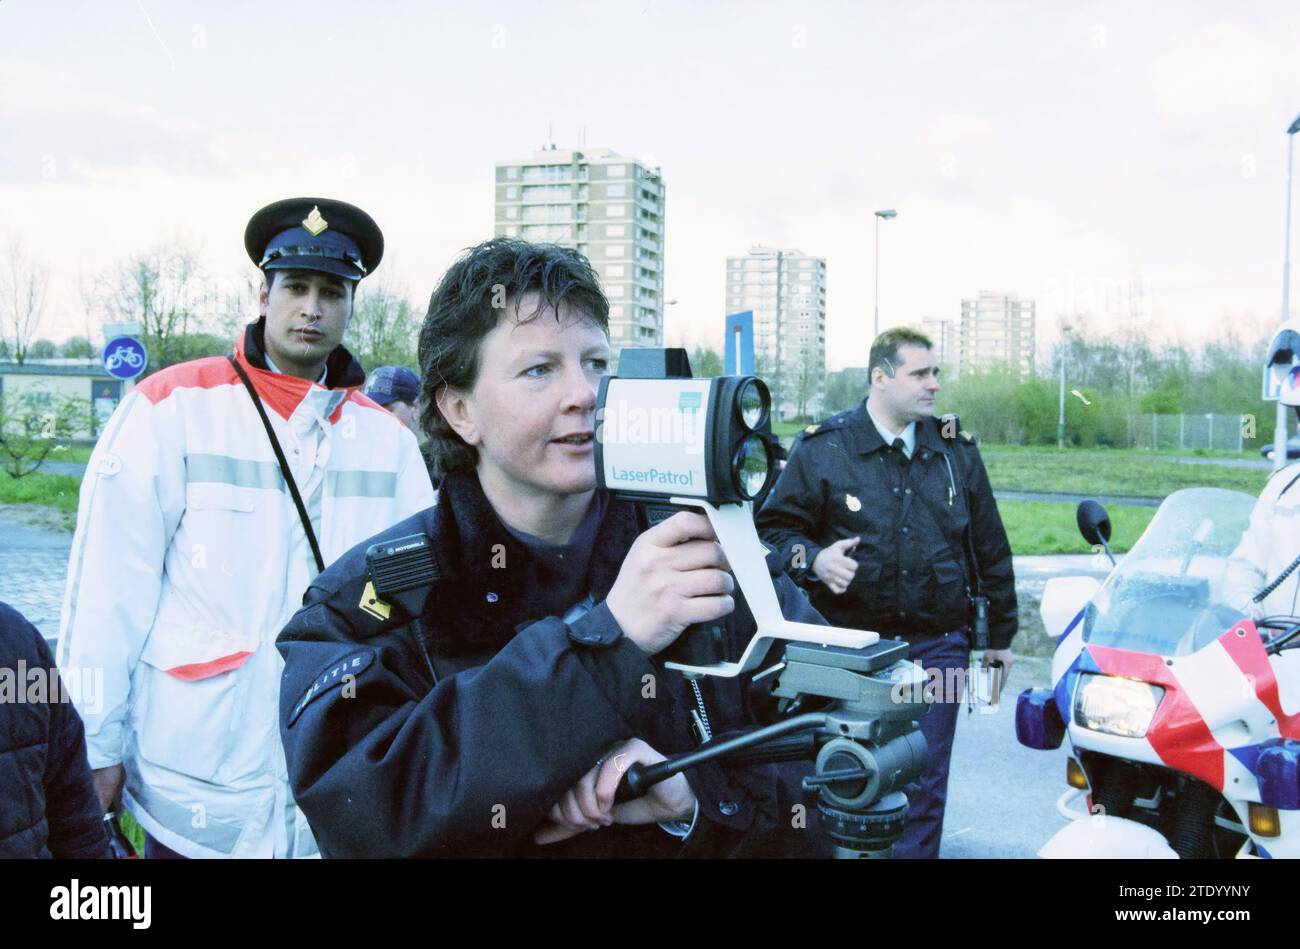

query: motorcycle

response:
[1016,487,1300,858]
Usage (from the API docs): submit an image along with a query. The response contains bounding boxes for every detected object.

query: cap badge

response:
[302,206,329,237]
[845,494,862,512]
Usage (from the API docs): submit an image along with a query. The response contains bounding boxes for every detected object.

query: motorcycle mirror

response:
[1076,499,1112,546]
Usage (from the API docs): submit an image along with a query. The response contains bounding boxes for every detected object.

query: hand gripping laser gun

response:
[597,348,930,857]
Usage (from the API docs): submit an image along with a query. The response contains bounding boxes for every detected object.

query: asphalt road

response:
[940,655,1071,858]
[996,490,1160,507]
[0,505,74,642]
[939,554,1116,857]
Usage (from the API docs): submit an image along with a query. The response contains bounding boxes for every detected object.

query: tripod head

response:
[619,637,930,858]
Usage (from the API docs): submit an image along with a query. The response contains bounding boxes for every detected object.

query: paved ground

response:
[0,504,74,643]
[1015,553,1116,589]
[941,654,1071,858]
[996,489,1160,507]
[941,555,1121,856]
[37,460,88,477]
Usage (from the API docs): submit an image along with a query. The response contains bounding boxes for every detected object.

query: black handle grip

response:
[612,758,681,805]
[612,763,648,806]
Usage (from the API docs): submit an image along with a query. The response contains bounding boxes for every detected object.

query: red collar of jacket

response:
[234,319,368,422]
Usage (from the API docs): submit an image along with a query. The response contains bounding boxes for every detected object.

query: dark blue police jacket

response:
[276,467,828,858]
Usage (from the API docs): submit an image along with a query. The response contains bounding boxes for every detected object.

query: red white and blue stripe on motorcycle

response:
[1053,619,1300,794]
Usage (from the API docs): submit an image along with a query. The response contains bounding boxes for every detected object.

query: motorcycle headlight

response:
[1074,674,1164,738]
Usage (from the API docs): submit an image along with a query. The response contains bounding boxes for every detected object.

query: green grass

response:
[998,499,1156,556]
[771,420,805,442]
[120,810,145,857]
[0,471,82,513]
[982,446,1268,497]
[981,442,1257,460]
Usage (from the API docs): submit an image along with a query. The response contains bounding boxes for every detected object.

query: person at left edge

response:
[1,602,111,858]
[56,197,436,858]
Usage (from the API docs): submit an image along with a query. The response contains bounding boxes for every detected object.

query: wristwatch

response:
[658,799,700,839]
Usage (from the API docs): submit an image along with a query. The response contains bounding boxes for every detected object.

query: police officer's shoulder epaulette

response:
[935,413,976,444]
[340,567,448,639]
[321,565,408,639]
[800,412,851,439]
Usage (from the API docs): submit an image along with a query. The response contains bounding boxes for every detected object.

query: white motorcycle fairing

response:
[1038,813,1179,859]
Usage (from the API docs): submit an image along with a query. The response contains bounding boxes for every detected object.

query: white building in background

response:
[0,360,131,438]
[725,248,826,421]
[920,317,955,371]
[494,147,665,356]
[956,291,1036,380]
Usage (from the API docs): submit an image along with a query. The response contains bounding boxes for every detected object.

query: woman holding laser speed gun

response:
[276,238,830,857]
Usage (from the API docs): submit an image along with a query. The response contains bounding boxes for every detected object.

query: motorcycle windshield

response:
[1081,488,1255,657]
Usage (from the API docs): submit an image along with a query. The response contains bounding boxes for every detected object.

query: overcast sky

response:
[3,0,1300,369]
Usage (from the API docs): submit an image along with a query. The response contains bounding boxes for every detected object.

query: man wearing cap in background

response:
[364,365,422,434]
[58,197,435,858]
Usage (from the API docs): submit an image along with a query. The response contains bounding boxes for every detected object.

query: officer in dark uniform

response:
[756,327,1017,859]
[275,237,825,858]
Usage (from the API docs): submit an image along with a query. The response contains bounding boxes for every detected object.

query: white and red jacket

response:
[1226,462,1300,619]
[57,324,435,858]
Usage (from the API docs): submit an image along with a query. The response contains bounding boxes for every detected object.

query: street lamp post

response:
[1284,114,1300,325]
[873,209,897,340]
[1273,114,1300,471]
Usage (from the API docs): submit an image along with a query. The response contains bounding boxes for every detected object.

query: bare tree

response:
[792,346,824,422]
[210,273,260,342]
[345,276,420,370]
[93,243,215,371]
[0,240,50,365]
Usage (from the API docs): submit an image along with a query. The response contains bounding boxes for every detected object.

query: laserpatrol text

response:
[609,466,697,487]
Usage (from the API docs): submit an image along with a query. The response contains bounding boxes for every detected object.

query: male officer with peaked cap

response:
[58,197,435,858]
[757,326,1017,858]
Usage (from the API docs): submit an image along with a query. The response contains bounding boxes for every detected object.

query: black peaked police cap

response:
[244,197,384,282]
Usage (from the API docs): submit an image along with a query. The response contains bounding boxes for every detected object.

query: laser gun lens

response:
[734,434,771,499]
[737,379,767,429]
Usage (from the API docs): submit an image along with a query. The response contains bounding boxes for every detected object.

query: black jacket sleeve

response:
[278,588,668,858]
[962,447,1018,649]
[756,439,827,584]
[279,560,838,858]
[34,630,111,859]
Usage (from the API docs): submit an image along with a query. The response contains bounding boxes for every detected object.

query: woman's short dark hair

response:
[417,237,610,479]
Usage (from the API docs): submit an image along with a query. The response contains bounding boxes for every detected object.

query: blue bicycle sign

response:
[103,336,148,380]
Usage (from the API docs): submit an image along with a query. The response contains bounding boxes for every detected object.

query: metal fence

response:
[1126,413,1246,452]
